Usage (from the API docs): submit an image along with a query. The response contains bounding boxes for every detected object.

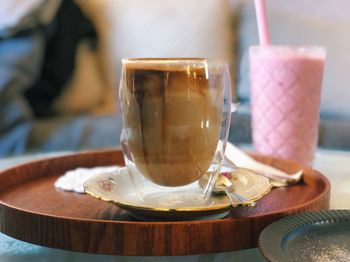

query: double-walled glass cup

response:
[119,58,231,206]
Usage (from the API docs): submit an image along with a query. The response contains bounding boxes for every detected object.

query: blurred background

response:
[1,0,349,157]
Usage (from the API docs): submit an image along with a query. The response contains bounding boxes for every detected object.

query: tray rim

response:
[0,149,331,255]
[0,149,330,224]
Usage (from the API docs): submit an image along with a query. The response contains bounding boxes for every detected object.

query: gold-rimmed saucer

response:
[84,168,271,221]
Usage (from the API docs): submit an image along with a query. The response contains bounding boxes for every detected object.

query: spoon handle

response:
[225,190,256,207]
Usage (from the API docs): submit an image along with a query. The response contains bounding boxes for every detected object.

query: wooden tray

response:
[0,149,330,256]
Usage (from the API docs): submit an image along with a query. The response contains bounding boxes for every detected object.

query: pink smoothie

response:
[249,46,326,165]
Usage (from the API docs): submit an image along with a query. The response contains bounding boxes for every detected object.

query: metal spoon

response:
[214,174,256,207]
[221,158,298,188]
[224,143,303,185]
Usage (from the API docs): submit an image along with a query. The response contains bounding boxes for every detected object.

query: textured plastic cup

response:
[249,45,326,165]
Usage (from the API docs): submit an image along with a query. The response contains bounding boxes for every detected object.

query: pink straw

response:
[254,0,270,45]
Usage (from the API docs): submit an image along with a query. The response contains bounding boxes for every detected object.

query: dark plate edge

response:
[258,210,350,262]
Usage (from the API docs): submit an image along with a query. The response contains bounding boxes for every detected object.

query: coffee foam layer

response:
[123,58,208,72]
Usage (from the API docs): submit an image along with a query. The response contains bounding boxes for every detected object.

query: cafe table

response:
[0,147,348,262]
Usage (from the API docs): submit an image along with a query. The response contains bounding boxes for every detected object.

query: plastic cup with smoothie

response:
[249,45,326,165]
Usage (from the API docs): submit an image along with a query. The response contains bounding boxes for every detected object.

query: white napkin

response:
[225,142,303,184]
[54,143,302,193]
[54,166,120,193]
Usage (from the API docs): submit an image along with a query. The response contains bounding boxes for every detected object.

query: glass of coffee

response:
[119,58,231,205]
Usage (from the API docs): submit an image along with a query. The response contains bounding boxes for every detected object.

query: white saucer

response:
[84,168,271,221]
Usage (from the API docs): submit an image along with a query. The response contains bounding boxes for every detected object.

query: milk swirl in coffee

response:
[120,59,223,186]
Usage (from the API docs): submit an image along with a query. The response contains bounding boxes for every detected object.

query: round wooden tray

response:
[0,149,330,256]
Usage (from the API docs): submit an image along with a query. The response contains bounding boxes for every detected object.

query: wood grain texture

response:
[0,149,330,256]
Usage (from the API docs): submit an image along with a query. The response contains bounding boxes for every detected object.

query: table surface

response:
[0,148,348,262]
